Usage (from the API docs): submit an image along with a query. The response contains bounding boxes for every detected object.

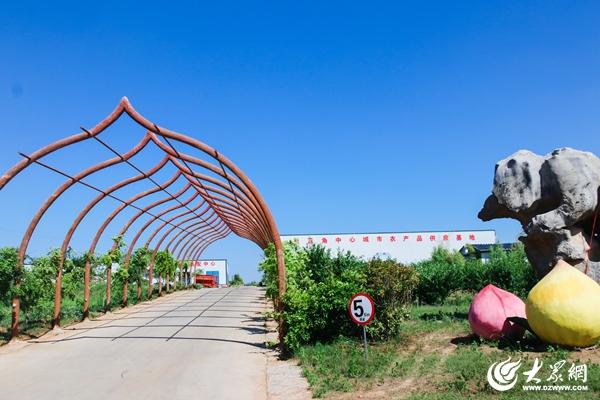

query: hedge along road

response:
[0,287,270,400]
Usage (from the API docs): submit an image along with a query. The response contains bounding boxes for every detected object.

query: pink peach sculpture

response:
[468,284,526,339]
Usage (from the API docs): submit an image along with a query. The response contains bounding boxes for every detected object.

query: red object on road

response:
[195,274,218,288]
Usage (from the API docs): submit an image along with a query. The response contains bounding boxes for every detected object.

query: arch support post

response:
[83,258,91,320]
[52,259,63,329]
[105,266,112,312]
[11,286,21,340]
[148,260,154,299]
[274,237,286,350]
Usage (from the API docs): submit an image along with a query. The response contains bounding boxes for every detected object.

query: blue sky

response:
[1,1,599,281]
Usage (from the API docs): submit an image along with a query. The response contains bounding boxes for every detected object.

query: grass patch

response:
[297,338,401,397]
[418,353,441,376]
[296,298,600,399]
[441,348,497,393]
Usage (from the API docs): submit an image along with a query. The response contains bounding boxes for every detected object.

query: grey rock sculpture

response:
[479,147,600,283]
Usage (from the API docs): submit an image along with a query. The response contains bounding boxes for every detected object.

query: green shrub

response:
[486,243,537,298]
[261,243,435,351]
[431,246,465,266]
[414,261,465,304]
[460,259,487,293]
[62,252,86,301]
[88,282,107,314]
[25,298,54,324]
[261,243,366,352]
[364,259,419,340]
[229,274,244,286]
[414,244,538,304]
[0,247,18,303]
[20,251,58,314]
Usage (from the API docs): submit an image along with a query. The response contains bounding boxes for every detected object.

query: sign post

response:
[362,324,368,359]
[348,292,375,360]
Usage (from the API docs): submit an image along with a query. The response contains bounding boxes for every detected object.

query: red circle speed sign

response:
[348,293,375,325]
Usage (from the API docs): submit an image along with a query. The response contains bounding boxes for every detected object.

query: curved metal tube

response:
[0,101,127,190]
[1,97,285,341]
[175,227,231,288]
[177,173,270,242]
[20,134,153,327]
[146,214,226,294]
[121,194,204,299]
[146,205,219,252]
[182,231,228,268]
[84,168,204,312]
[63,156,173,319]
[160,149,272,239]
[108,172,187,306]
[178,224,231,270]
[158,220,230,290]
[185,230,230,273]
[113,183,194,302]
[180,225,231,272]
[169,220,231,262]
[148,132,270,229]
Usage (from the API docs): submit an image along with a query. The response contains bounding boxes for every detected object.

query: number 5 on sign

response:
[348,293,375,360]
[348,293,375,325]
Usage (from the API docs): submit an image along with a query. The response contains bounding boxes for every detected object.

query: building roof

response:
[459,243,516,256]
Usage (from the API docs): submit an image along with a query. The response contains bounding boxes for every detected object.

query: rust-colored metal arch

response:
[0,97,286,341]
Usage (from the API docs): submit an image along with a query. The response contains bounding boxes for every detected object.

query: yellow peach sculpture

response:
[526,260,600,347]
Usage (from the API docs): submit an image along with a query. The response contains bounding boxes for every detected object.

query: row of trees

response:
[0,236,196,337]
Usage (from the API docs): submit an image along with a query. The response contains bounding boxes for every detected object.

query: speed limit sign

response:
[348,292,375,325]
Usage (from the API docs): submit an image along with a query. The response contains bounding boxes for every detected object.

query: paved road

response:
[0,287,270,400]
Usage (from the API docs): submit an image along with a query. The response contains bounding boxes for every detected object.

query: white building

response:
[190,259,228,286]
[280,230,496,264]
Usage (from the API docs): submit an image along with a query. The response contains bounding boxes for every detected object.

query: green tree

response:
[129,247,151,300]
[414,243,538,304]
[101,235,125,310]
[182,261,190,287]
[100,235,125,267]
[259,241,308,300]
[62,251,86,301]
[20,250,60,323]
[229,274,244,286]
[0,247,18,303]
[487,243,537,298]
[431,246,466,266]
[154,250,176,293]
